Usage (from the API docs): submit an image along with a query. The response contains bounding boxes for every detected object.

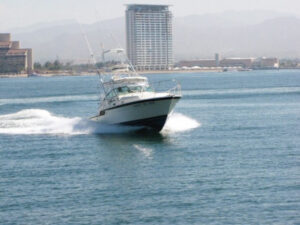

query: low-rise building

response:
[220,58,255,68]
[252,57,279,69]
[0,33,33,74]
[177,59,217,67]
[176,54,279,70]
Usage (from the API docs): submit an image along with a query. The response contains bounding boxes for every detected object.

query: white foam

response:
[0,109,200,135]
[0,109,140,135]
[162,112,200,133]
[133,144,153,158]
[0,109,88,135]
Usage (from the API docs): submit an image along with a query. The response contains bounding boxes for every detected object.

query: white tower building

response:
[126,4,173,70]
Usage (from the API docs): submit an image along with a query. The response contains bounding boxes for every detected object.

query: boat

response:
[28,72,41,77]
[90,49,181,132]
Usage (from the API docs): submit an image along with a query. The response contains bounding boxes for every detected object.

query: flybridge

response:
[103,77,148,89]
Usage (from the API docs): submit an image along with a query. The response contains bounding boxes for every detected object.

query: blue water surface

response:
[0,70,299,224]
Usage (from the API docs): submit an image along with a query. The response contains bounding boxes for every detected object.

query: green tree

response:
[44,61,52,70]
[53,60,62,70]
[34,62,42,70]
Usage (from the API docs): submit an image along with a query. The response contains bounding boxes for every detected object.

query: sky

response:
[1,0,300,30]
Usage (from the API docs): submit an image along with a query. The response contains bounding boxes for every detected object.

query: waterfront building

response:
[177,59,217,68]
[126,4,173,70]
[177,56,280,70]
[177,55,254,69]
[252,57,279,69]
[0,33,33,74]
[220,58,255,68]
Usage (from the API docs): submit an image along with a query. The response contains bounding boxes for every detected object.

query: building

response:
[126,4,173,70]
[177,55,281,70]
[0,33,33,74]
[177,59,217,67]
[220,58,254,68]
[177,54,256,69]
[252,57,279,69]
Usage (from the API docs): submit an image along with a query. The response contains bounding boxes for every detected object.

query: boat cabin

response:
[103,76,153,100]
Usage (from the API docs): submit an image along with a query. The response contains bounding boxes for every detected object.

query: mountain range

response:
[9,10,300,63]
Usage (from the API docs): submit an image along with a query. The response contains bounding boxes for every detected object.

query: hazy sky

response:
[1,0,300,30]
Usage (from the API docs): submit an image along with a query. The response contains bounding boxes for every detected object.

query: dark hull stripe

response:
[120,115,168,132]
[104,96,181,111]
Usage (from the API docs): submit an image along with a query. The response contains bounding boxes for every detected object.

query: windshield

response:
[105,85,153,99]
[116,85,153,95]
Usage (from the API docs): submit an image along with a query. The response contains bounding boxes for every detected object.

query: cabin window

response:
[108,85,152,97]
[117,86,130,95]
[129,86,143,93]
[106,90,117,99]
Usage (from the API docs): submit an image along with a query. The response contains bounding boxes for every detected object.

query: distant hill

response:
[175,16,300,59]
[11,10,300,63]
[13,18,125,63]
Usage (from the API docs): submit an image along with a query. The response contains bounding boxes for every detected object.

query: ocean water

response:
[0,70,299,224]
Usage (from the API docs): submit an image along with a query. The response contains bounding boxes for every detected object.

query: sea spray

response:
[133,144,153,158]
[0,109,87,135]
[163,112,200,133]
[0,109,200,135]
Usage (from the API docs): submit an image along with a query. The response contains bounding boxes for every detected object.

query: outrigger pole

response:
[77,20,107,95]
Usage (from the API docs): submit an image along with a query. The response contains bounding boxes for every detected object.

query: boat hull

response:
[120,115,168,131]
[91,96,180,131]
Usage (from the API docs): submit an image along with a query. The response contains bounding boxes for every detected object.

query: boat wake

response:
[0,109,88,135]
[0,109,200,135]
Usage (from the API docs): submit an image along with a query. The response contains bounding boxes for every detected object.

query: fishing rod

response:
[77,20,107,97]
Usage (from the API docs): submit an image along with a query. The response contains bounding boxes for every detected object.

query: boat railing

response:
[149,79,182,97]
[98,79,181,109]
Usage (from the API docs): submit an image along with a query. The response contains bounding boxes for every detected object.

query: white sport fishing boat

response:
[90,49,181,132]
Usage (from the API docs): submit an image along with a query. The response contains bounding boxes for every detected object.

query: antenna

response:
[109,34,138,75]
[77,20,96,65]
[94,11,138,76]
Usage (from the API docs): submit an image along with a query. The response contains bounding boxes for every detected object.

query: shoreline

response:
[139,68,224,74]
[1,68,299,78]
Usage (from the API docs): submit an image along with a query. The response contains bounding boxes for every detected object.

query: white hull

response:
[91,96,180,131]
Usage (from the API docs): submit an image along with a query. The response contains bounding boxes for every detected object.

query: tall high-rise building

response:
[126,4,173,70]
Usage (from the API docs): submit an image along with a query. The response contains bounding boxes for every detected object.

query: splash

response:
[0,109,137,135]
[162,112,200,133]
[133,144,153,158]
[0,109,87,135]
[0,109,200,135]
